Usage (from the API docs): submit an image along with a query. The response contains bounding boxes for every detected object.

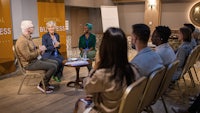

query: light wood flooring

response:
[0,65,200,113]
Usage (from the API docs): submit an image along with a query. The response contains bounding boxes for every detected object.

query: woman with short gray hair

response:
[42,20,66,82]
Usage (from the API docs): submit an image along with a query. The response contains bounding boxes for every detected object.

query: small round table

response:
[65,59,92,88]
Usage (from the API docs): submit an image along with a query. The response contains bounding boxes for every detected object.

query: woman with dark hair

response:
[172,27,193,81]
[184,23,197,48]
[74,27,140,113]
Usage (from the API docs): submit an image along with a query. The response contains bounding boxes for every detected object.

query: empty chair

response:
[118,77,147,113]
[12,45,46,94]
[137,66,166,113]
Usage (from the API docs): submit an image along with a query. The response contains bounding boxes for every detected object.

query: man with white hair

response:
[15,20,58,94]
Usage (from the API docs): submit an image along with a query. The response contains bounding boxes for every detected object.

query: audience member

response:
[184,23,197,48]
[74,27,140,113]
[193,28,200,45]
[151,26,176,66]
[42,21,66,82]
[15,20,58,94]
[172,27,193,82]
[130,23,163,77]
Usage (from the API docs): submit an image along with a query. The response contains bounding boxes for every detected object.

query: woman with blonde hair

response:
[42,21,65,82]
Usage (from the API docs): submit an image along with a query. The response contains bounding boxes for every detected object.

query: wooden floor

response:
[0,64,200,113]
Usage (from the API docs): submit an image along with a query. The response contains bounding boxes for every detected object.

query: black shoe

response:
[47,84,55,89]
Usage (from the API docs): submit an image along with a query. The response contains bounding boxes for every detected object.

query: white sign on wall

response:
[100,6,120,32]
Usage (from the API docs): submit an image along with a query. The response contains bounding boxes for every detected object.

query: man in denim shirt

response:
[130,24,164,77]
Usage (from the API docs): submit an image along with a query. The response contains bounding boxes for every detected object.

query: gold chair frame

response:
[152,60,179,113]
[118,77,147,113]
[138,66,166,113]
[12,45,46,94]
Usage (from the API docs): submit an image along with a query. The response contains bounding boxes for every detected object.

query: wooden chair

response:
[12,45,46,94]
[190,45,200,83]
[179,46,199,88]
[137,66,166,113]
[152,60,179,113]
[118,77,147,113]
[187,45,200,86]
[172,46,200,103]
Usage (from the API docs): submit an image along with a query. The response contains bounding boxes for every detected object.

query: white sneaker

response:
[48,85,55,89]
[37,85,53,94]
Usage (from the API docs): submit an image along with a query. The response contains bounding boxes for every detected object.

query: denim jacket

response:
[130,47,164,77]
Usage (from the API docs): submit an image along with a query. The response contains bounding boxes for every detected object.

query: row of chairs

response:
[175,45,200,96]
[119,45,200,113]
[119,60,180,113]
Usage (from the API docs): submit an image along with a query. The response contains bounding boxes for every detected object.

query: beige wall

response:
[89,9,103,33]
[144,0,161,32]
[117,3,145,34]
[116,1,200,34]
[161,1,200,30]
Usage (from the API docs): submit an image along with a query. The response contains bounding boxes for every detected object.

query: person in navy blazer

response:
[42,21,65,82]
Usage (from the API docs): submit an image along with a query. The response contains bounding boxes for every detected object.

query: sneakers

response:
[37,84,53,94]
[52,75,61,82]
[48,84,55,89]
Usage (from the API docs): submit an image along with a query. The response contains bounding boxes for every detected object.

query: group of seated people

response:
[15,20,97,94]
[74,23,200,113]
[15,19,200,113]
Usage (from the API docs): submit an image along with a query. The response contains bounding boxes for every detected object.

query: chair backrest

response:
[12,45,26,74]
[194,45,200,63]
[138,66,166,112]
[154,60,179,101]
[118,77,147,113]
[181,47,198,76]
[189,45,199,66]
